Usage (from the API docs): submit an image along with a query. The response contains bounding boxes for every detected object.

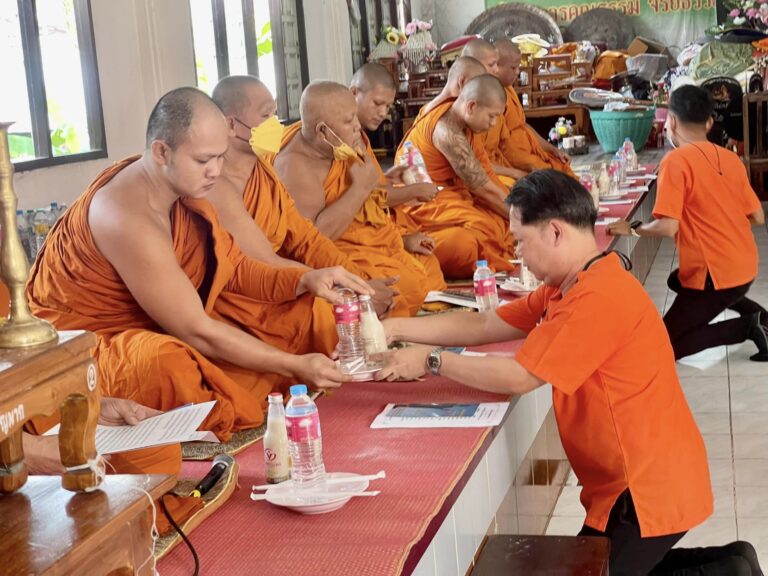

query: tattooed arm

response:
[433,116,510,218]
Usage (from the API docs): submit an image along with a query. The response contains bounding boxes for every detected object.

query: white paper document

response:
[425,291,509,309]
[370,402,509,429]
[45,401,218,454]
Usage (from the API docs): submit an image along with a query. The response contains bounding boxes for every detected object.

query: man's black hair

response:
[668,84,715,124]
[146,86,218,149]
[506,169,597,230]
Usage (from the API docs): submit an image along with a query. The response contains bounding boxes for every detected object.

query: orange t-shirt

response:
[497,253,713,537]
[654,143,761,290]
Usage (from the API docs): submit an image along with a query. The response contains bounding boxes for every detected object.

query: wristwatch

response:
[426,347,444,375]
[629,220,643,237]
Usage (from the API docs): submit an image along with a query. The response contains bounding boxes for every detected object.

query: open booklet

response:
[370,401,509,429]
[45,401,218,454]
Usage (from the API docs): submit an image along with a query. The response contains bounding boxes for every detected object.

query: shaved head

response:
[212,75,272,117]
[299,80,362,150]
[350,63,396,92]
[146,87,223,149]
[461,38,499,75]
[458,74,506,107]
[448,56,486,85]
[494,39,522,87]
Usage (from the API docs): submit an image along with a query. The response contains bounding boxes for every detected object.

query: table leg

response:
[0,428,28,493]
[60,391,100,492]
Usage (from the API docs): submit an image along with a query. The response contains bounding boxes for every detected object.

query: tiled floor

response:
[546,218,768,567]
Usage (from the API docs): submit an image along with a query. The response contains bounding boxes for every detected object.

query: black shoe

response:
[749,312,768,362]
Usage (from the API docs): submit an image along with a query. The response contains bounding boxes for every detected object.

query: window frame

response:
[195,0,309,122]
[11,0,107,173]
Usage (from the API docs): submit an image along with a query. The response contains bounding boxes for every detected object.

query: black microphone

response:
[190,454,235,498]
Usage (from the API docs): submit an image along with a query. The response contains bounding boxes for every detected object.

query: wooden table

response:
[0,330,100,493]
[0,474,175,576]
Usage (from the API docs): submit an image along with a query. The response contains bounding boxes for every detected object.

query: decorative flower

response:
[386,31,399,44]
[404,19,432,36]
[748,8,758,17]
[730,8,742,16]
[734,15,748,24]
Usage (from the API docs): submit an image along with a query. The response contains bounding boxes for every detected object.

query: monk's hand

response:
[403,233,436,256]
[297,267,374,303]
[374,345,431,382]
[383,164,408,185]
[99,397,162,426]
[554,147,571,164]
[367,276,399,317]
[296,353,350,390]
[607,221,632,237]
[404,182,439,204]
[348,154,381,193]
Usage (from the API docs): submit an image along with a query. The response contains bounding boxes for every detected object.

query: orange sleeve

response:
[739,166,762,216]
[227,258,305,303]
[653,154,688,221]
[495,286,554,332]
[514,290,630,395]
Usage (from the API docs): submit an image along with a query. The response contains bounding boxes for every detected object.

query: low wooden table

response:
[472,535,610,575]
[0,330,100,493]
[0,474,175,575]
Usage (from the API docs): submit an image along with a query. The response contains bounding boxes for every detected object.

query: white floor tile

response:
[693,412,732,435]
[735,459,768,486]
[733,435,768,460]
[702,434,733,460]
[545,515,585,536]
[551,486,583,517]
[712,484,736,518]
[736,486,768,518]
[709,459,735,487]
[675,518,737,548]
[679,377,731,413]
[733,413,768,435]
[730,378,768,413]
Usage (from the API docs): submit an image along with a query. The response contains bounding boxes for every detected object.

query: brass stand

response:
[0,122,57,347]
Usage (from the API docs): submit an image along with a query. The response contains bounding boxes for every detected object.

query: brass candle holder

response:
[0,122,57,347]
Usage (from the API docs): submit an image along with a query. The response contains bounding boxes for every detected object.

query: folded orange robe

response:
[501,87,575,177]
[26,157,334,445]
[395,101,516,279]
[279,124,444,315]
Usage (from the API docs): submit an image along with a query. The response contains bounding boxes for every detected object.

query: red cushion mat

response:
[158,341,521,576]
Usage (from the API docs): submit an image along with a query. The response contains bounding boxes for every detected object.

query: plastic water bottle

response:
[473,260,499,311]
[33,209,54,256]
[334,288,366,373]
[401,141,432,184]
[49,202,60,222]
[285,384,325,489]
[263,392,290,484]
[16,210,31,262]
[622,137,638,171]
[25,210,37,260]
[358,294,388,368]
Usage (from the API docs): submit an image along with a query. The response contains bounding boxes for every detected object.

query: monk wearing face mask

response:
[206,75,397,317]
[274,81,445,317]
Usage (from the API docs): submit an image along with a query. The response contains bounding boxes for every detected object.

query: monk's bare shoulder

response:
[433,116,489,190]
[274,142,327,220]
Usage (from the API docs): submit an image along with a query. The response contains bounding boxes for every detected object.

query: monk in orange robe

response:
[395,75,516,279]
[274,81,444,316]
[208,75,396,317]
[0,281,8,317]
[349,63,446,292]
[27,88,370,448]
[490,39,575,178]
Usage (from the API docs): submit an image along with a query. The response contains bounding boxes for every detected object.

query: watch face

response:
[427,352,441,372]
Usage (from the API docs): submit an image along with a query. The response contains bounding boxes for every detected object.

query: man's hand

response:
[383,164,408,185]
[99,397,162,426]
[294,353,351,390]
[297,267,373,304]
[348,155,381,193]
[374,344,432,382]
[607,221,632,236]
[368,276,399,317]
[403,233,435,256]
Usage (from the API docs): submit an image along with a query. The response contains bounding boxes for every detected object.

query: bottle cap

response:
[358,294,372,302]
[290,384,308,396]
[476,259,488,267]
[268,392,283,403]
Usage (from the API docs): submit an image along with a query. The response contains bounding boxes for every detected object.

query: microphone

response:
[190,454,235,498]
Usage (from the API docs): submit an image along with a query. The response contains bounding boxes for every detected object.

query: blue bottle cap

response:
[290,384,308,396]
[476,259,488,267]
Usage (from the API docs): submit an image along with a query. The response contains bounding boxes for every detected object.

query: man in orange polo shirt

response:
[377,170,761,574]
[609,85,767,362]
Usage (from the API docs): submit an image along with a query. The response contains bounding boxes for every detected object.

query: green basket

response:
[588,108,655,153]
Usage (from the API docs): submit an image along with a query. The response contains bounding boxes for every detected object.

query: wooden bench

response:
[471,535,610,575]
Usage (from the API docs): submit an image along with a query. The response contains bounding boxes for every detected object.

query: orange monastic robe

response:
[279,123,444,316]
[396,101,516,279]
[501,87,575,177]
[27,157,336,443]
[483,117,517,188]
